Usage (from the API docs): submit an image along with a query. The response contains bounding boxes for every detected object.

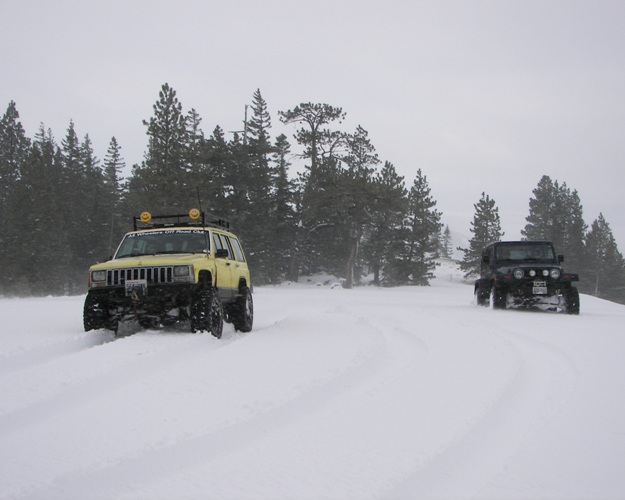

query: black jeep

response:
[474,241,580,314]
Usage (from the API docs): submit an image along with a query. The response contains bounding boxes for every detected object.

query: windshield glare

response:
[115,229,209,258]
[495,244,556,262]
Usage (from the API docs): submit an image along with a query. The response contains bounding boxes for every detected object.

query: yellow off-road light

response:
[189,208,201,220]
[140,211,152,223]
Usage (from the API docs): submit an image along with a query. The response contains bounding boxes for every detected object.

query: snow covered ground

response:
[1,261,625,500]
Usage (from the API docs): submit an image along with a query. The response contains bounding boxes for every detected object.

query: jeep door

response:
[212,232,236,300]
[224,235,248,286]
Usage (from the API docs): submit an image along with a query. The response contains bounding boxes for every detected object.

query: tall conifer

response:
[139,83,190,210]
[389,170,442,285]
[363,161,408,286]
[458,192,504,278]
[585,214,625,303]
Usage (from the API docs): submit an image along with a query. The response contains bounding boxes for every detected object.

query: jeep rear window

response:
[115,229,210,258]
[495,244,556,262]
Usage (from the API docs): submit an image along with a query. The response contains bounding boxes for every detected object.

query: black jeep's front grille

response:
[107,267,174,286]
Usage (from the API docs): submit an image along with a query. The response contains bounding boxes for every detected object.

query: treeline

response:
[0,84,443,295]
[1,83,624,305]
[458,182,625,304]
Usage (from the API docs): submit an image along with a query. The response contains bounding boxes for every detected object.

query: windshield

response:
[115,229,210,258]
[495,244,556,262]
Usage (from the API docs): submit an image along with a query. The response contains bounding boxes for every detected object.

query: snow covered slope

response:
[1,262,625,499]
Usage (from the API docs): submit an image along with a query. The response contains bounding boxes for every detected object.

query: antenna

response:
[197,187,210,255]
[228,104,248,145]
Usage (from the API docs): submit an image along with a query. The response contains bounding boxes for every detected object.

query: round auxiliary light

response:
[140,211,152,223]
[550,268,561,279]
[529,269,536,277]
[189,208,201,220]
[542,269,550,277]
[513,269,524,279]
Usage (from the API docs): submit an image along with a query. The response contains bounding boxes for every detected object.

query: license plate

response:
[533,281,547,295]
[125,279,147,299]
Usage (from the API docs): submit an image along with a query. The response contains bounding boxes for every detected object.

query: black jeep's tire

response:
[490,285,507,310]
[190,289,224,338]
[565,287,580,315]
[475,285,489,306]
[231,286,254,333]
[83,292,106,331]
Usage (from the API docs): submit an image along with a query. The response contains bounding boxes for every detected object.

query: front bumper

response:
[87,283,198,327]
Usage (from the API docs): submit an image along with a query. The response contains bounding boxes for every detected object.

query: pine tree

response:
[561,188,587,273]
[55,123,109,292]
[585,214,625,303]
[362,161,408,286]
[458,192,504,278]
[522,175,587,269]
[389,170,442,286]
[185,108,204,179]
[201,125,231,212]
[339,126,379,288]
[279,102,345,176]
[134,83,190,211]
[523,175,557,241]
[103,137,125,199]
[0,101,30,207]
[0,101,31,294]
[279,103,346,281]
[440,225,453,259]
[243,90,275,284]
[8,125,70,295]
[102,137,126,255]
[267,133,297,283]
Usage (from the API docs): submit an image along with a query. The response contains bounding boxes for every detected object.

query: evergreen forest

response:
[1,84,624,305]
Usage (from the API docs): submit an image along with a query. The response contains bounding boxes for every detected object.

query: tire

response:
[475,285,489,306]
[490,285,506,310]
[190,288,224,338]
[231,286,254,333]
[565,287,580,315]
[84,292,106,331]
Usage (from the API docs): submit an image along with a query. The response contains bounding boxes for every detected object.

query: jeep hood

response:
[89,254,208,270]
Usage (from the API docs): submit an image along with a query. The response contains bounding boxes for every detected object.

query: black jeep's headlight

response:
[550,268,561,279]
[513,269,524,279]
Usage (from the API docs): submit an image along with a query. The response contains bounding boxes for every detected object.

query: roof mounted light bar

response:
[132,209,230,231]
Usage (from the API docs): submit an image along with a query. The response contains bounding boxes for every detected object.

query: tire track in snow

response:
[0,330,115,377]
[0,328,243,434]
[15,307,427,500]
[386,311,578,499]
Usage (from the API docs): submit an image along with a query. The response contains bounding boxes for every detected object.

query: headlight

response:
[91,270,107,282]
[513,269,524,279]
[174,265,190,277]
[173,265,194,283]
[550,268,561,279]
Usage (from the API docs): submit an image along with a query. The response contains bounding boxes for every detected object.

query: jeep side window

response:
[227,236,245,262]
[212,233,232,259]
[212,233,224,254]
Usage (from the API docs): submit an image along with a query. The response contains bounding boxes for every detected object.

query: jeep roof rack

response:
[132,209,230,231]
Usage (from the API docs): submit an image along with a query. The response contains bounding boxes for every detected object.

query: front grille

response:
[107,267,174,286]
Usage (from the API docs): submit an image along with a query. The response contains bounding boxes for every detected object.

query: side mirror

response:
[558,255,564,263]
[215,249,229,259]
[482,255,490,264]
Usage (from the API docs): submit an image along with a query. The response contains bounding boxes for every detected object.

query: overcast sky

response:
[3,0,624,249]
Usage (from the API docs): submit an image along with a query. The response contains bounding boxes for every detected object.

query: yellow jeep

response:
[83,209,253,338]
